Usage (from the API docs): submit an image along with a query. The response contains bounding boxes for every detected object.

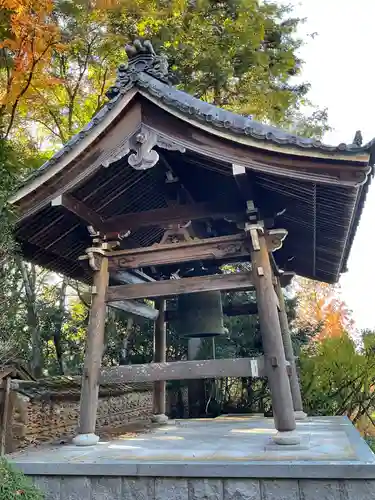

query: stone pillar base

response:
[151,414,169,425]
[294,410,308,420]
[273,430,300,445]
[72,433,100,446]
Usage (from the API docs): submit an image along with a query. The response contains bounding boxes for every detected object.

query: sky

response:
[280,0,375,331]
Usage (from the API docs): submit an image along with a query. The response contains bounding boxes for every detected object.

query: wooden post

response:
[0,377,11,455]
[152,299,168,424]
[73,253,109,446]
[187,338,205,418]
[275,276,306,419]
[249,226,299,445]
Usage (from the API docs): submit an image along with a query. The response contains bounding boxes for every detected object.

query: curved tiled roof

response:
[25,40,372,185]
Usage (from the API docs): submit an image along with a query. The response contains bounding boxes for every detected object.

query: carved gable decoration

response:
[101,126,186,171]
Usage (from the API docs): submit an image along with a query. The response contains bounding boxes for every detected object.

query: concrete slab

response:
[8,416,375,479]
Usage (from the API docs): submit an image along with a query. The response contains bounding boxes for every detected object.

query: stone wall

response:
[31,476,375,500]
[9,389,153,451]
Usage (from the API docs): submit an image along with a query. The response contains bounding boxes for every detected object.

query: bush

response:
[0,459,44,499]
[365,437,375,453]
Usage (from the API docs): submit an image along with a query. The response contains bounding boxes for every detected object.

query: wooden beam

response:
[165,302,258,322]
[108,300,159,320]
[52,194,105,232]
[104,202,243,233]
[107,234,250,270]
[232,164,258,222]
[223,302,258,316]
[232,164,253,201]
[279,272,295,288]
[112,270,155,284]
[100,357,265,384]
[109,270,158,320]
[107,272,254,302]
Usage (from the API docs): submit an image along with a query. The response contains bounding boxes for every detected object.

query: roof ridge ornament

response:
[106,39,172,101]
[352,130,363,147]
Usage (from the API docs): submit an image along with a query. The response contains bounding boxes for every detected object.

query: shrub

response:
[0,459,44,500]
[365,436,375,453]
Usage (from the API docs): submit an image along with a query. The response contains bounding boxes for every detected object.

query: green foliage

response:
[0,140,18,258]
[365,437,375,452]
[286,108,331,138]
[300,332,375,420]
[0,459,44,500]
[15,0,330,145]
[108,1,306,122]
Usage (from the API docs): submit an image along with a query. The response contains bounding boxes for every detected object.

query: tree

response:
[293,277,354,341]
[20,0,330,145]
[0,0,62,138]
[300,331,375,424]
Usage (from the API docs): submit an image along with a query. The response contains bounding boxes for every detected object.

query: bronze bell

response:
[177,290,226,338]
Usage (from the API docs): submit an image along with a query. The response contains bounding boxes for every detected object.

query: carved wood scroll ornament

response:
[102,127,186,171]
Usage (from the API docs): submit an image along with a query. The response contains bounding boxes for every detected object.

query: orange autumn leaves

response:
[0,0,62,136]
[294,278,354,341]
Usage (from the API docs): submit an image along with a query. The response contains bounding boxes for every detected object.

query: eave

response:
[10,73,371,209]
[9,47,374,285]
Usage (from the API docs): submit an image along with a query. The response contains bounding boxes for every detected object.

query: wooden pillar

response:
[0,376,11,455]
[248,226,299,445]
[73,254,109,446]
[152,298,168,424]
[187,338,206,418]
[275,277,306,419]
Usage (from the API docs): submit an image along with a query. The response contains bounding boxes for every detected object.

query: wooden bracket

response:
[266,228,288,252]
[245,222,264,251]
[159,222,193,244]
[79,243,108,271]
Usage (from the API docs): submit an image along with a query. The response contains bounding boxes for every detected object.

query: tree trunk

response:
[17,259,43,378]
[53,277,68,375]
[27,304,42,378]
[119,317,134,365]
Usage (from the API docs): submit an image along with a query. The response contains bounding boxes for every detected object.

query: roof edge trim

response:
[10,89,138,205]
[139,89,370,164]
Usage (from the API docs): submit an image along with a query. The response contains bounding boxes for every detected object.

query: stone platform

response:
[8,416,375,499]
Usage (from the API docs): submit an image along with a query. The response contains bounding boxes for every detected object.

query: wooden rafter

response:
[106,272,254,302]
[232,164,255,205]
[52,194,244,236]
[107,233,250,270]
[104,202,244,233]
[52,194,105,233]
